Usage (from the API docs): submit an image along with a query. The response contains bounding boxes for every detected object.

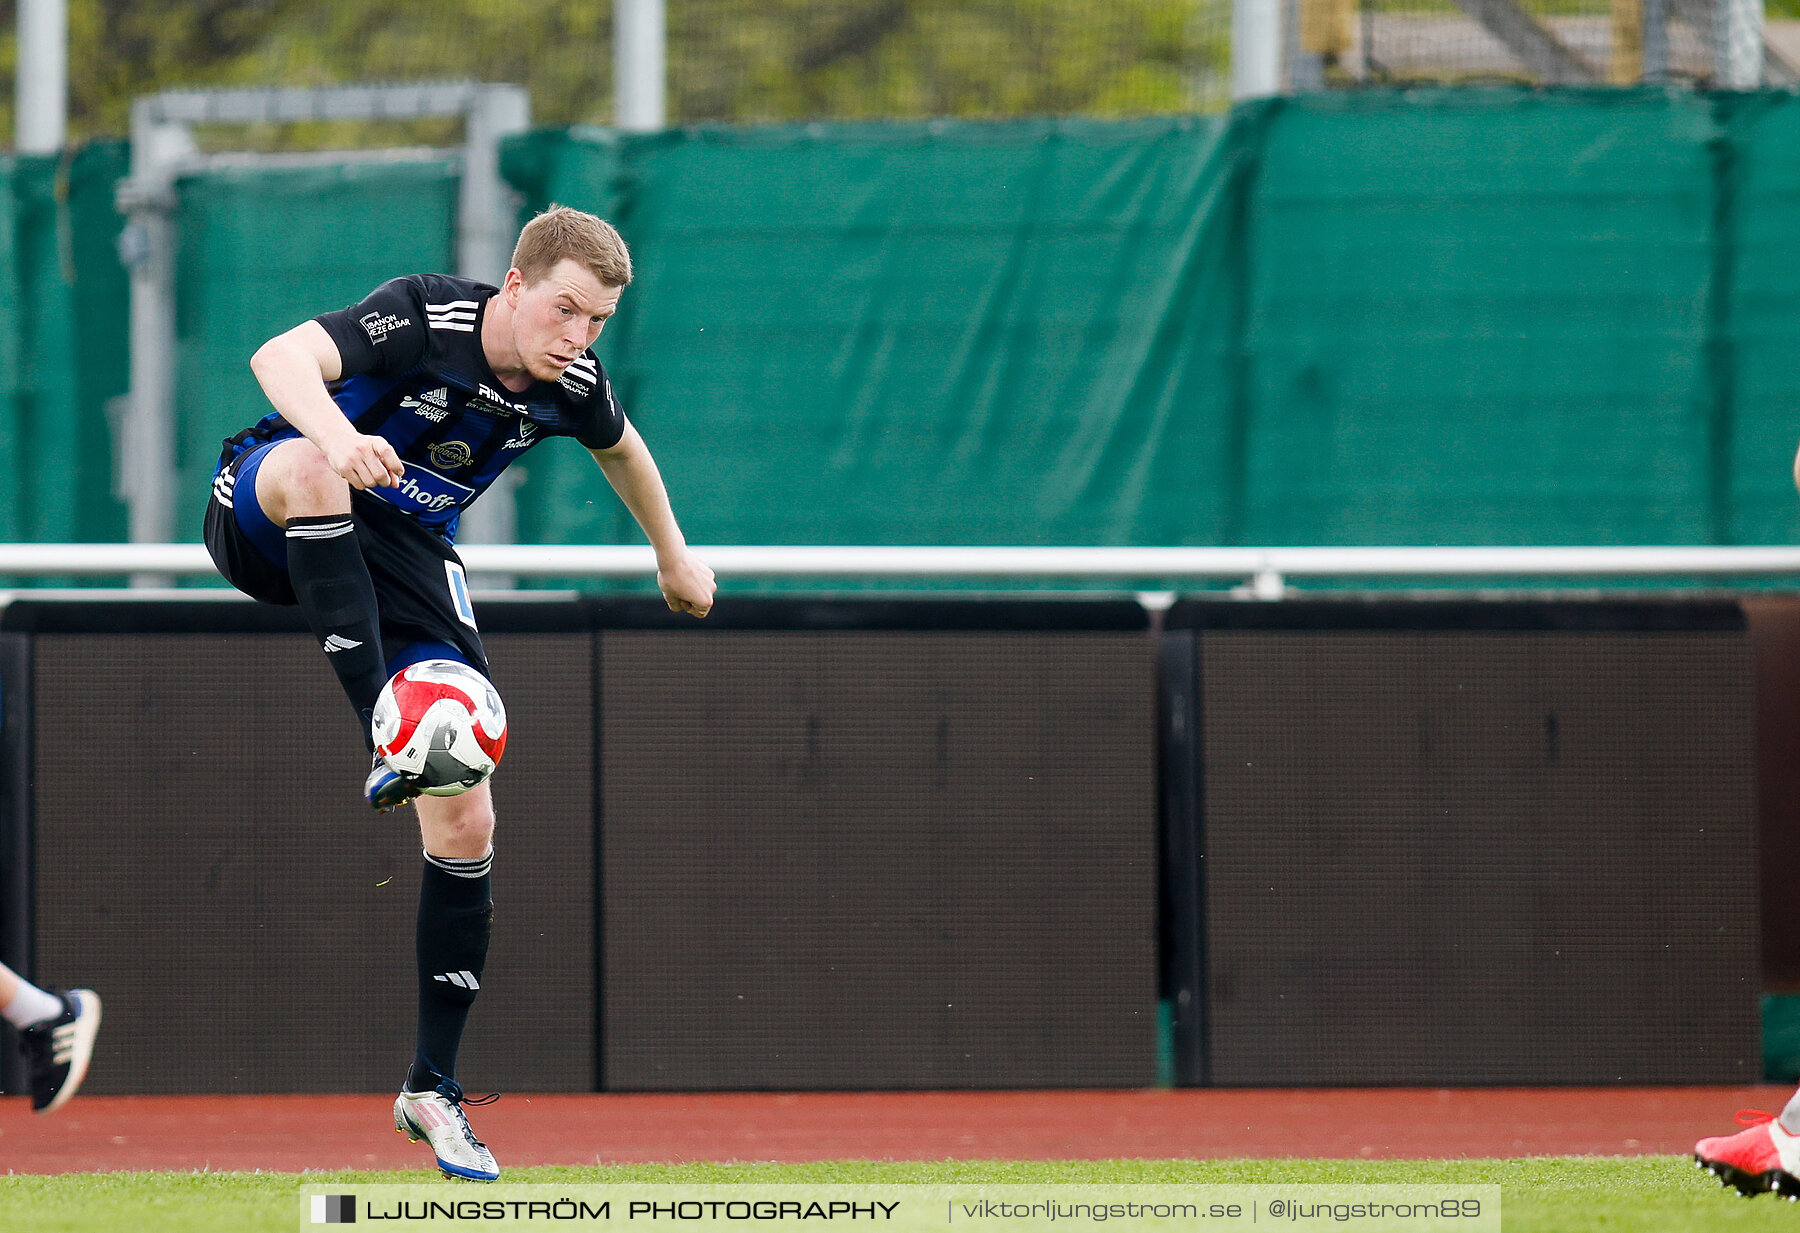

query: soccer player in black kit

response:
[204,207,714,1180]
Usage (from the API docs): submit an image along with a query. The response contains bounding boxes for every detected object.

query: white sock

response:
[1780,1088,1800,1136]
[1,981,63,1029]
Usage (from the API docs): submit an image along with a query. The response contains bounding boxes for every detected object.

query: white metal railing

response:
[3,543,1800,599]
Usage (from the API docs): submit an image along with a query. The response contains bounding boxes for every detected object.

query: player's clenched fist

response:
[658,552,716,618]
[327,432,407,489]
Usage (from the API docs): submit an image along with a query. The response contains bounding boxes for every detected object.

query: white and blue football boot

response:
[394,1078,500,1181]
[365,753,422,813]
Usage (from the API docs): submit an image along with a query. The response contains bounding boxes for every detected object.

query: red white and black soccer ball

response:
[372,659,508,796]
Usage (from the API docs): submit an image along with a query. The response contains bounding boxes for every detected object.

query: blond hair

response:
[511,205,633,288]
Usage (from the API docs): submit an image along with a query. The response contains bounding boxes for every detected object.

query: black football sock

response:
[407,848,494,1093]
[284,515,388,745]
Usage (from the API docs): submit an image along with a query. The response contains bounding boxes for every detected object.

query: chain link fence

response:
[663,0,1231,121]
[1303,0,1791,89]
[0,0,1229,145]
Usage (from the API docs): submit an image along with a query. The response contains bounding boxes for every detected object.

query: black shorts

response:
[203,442,490,677]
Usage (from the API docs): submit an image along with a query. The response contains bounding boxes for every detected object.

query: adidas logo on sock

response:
[322,635,364,653]
[433,971,480,990]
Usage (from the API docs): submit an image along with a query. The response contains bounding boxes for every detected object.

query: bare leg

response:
[254,437,353,524]
[417,782,497,861]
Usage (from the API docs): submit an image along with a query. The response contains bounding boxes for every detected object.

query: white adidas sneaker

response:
[20,988,102,1115]
[394,1081,500,1181]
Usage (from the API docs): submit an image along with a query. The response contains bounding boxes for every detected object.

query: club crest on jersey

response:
[428,440,474,470]
[359,311,412,344]
[399,386,452,422]
[503,420,538,450]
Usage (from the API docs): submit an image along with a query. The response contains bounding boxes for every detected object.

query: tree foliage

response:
[666,0,1218,123]
[0,0,1224,148]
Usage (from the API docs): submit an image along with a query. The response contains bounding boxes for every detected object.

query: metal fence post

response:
[116,107,197,587]
[454,85,533,579]
[616,0,668,130]
[1716,0,1765,87]
[459,85,532,287]
[1234,0,1285,98]
[14,0,67,154]
[1644,0,1670,81]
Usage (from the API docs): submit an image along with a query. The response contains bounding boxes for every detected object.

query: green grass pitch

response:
[1,1157,1790,1232]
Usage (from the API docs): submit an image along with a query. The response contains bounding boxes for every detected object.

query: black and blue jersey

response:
[216,273,626,540]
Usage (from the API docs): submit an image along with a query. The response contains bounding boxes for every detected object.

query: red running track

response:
[0,1087,1783,1175]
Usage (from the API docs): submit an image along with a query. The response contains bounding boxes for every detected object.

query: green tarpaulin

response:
[5,91,1800,577]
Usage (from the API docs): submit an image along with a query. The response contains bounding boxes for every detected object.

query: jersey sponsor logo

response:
[367,468,476,516]
[475,383,526,415]
[502,419,538,449]
[427,440,474,470]
[359,311,412,343]
[398,386,452,422]
[558,355,599,396]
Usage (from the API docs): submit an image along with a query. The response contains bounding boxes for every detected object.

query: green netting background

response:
[1244,92,1716,547]
[501,116,1245,553]
[6,89,1800,576]
[170,156,459,544]
[0,143,131,545]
